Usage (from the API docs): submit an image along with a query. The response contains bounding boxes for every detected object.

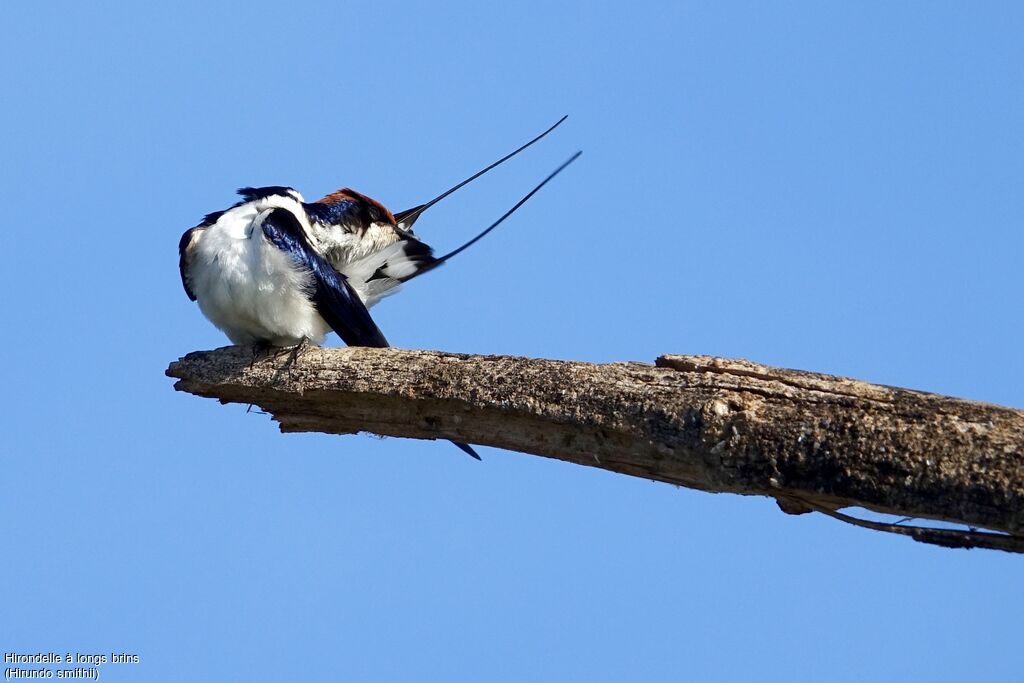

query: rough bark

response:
[166,346,1024,553]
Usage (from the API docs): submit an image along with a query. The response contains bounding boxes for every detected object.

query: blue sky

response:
[2,1,1022,680]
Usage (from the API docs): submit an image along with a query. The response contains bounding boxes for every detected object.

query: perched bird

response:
[178,118,579,458]
[178,185,389,349]
[179,117,570,347]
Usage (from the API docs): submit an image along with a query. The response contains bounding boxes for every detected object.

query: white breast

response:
[187,200,332,347]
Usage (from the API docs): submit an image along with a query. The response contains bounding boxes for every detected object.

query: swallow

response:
[178,119,579,458]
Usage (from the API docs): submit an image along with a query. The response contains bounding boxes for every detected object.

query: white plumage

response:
[182,193,333,346]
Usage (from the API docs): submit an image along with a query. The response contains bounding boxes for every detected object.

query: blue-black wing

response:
[259,208,389,348]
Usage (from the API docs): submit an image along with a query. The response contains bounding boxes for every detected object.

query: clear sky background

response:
[2,1,1022,680]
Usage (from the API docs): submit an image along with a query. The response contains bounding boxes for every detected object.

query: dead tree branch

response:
[166,347,1024,553]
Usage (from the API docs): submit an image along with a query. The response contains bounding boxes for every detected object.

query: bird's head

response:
[305,188,397,233]
[302,188,404,266]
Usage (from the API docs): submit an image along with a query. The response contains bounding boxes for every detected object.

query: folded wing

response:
[259,207,389,348]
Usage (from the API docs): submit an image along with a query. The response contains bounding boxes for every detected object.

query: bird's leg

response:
[243,341,284,412]
[282,337,310,375]
[249,340,276,368]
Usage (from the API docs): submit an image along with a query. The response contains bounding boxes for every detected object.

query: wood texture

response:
[166,346,1024,552]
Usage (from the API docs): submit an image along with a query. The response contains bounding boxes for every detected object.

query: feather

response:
[259,208,389,348]
[178,226,204,301]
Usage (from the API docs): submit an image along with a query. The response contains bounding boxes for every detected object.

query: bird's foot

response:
[249,341,277,368]
[282,337,310,376]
